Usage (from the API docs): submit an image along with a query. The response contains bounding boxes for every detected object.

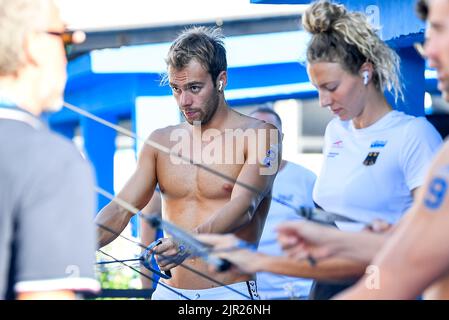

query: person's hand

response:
[363,219,392,233]
[152,237,189,271]
[197,234,262,274]
[276,220,342,261]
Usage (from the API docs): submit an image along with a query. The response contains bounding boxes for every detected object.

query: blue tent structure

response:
[49,0,440,223]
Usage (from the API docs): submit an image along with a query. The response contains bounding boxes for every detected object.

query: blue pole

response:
[81,113,118,212]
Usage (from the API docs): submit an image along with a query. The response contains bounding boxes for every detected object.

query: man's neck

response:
[199,101,230,132]
[0,75,42,116]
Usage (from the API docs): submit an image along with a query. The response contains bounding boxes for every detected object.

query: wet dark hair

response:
[165,26,227,86]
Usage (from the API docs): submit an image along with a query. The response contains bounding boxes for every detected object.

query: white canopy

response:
[57,0,308,31]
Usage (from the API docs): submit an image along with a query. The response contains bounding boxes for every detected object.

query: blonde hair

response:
[0,0,52,75]
[303,0,403,101]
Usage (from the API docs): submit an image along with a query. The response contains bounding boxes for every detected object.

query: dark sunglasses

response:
[45,30,86,57]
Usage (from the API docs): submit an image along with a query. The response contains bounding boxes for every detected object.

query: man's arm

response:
[194,123,281,234]
[140,191,162,290]
[95,131,160,248]
[277,220,388,264]
[253,255,366,282]
[17,291,76,300]
[197,234,366,281]
[336,143,449,299]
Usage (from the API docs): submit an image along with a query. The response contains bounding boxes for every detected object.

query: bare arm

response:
[95,132,160,248]
[194,124,281,234]
[17,291,76,300]
[336,143,449,299]
[140,191,162,289]
[277,220,388,264]
[198,234,366,281]
[254,255,366,282]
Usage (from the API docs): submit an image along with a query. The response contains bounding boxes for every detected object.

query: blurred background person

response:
[249,105,316,299]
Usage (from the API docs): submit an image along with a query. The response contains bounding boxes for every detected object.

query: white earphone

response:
[218,80,223,91]
[362,71,369,86]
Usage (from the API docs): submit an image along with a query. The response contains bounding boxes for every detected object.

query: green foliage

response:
[98,267,137,289]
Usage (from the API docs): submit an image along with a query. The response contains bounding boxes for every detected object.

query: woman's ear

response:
[362,70,370,86]
[359,62,374,86]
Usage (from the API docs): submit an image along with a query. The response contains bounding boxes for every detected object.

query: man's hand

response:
[277,220,342,261]
[363,219,392,233]
[152,238,190,271]
[199,233,368,280]
[197,234,263,274]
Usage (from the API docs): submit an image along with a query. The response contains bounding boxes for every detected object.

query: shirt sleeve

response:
[399,117,443,191]
[13,139,99,295]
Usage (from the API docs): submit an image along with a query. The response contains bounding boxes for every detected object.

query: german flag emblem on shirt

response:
[363,152,380,166]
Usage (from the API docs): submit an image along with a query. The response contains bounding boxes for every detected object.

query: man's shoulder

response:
[140,124,189,156]
[5,125,84,163]
[37,130,84,160]
[2,127,92,186]
[228,110,275,130]
[33,132,92,179]
[152,123,185,135]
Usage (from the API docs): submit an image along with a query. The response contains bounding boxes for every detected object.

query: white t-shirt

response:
[313,110,442,231]
[257,162,316,299]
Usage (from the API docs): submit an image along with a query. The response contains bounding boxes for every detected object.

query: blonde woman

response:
[302,0,442,298]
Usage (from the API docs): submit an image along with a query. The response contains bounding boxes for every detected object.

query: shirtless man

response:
[95,26,280,300]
